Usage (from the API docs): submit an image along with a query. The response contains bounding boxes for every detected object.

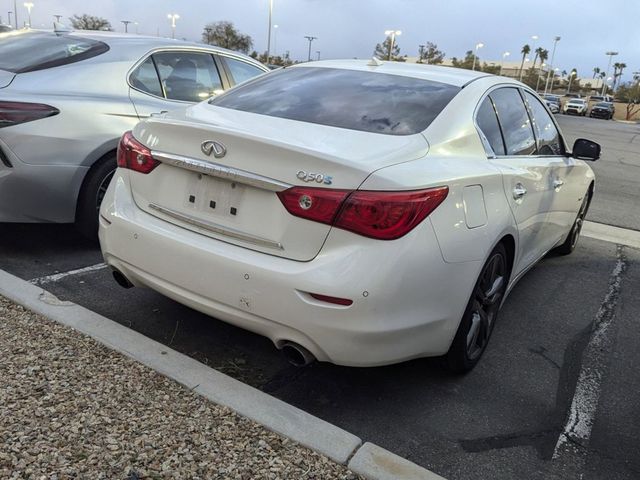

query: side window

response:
[129,57,163,97]
[153,51,224,102]
[490,88,536,156]
[524,91,564,156]
[223,57,265,85]
[476,96,505,156]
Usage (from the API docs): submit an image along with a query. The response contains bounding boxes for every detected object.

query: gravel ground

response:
[0,296,361,480]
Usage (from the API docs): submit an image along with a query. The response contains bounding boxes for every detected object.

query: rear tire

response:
[554,189,591,256]
[445,243,508,374]
[75,153,117,240]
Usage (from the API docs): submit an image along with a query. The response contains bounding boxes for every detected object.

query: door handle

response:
[553,178,565,189]
[513,183,527,200]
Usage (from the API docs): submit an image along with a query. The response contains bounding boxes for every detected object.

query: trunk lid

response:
[129,103,430,261]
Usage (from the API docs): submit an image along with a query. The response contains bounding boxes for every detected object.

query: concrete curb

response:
[583,221,640,250]
[0,268,446,480]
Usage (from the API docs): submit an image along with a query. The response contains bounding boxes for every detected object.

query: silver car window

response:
[129,57,163,98]
[476,96,506,156]
[523,91,563,156]
[153,51,223,102]
[222,57,265,85]
[490,88,536,156]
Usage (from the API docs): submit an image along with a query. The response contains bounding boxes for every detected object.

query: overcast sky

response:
[5,0,638,82]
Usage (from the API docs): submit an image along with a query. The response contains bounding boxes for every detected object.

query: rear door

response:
[477,87,556,275]
[128,50,228,118]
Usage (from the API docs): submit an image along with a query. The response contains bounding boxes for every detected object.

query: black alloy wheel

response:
[445,243,508,373]
[554,191,590,256]
[76,154,117,240]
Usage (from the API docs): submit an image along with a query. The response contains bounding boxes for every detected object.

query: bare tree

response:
[69,14,112,31]
[201,21,253,54]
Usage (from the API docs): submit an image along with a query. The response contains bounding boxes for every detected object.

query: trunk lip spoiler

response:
[152,151,291,193]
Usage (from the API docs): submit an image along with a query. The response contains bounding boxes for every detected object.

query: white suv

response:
[563,98,588,116]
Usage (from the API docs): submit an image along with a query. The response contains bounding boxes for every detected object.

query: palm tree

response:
[592,67,601,79]
[519,44,530,80]
[613,62,627,91]
[532,47,544,70]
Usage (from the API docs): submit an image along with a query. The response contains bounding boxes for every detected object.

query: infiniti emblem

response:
[201,140,227,158]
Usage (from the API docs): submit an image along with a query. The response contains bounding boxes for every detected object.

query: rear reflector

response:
[278,186,449,240]
[117,131,160,174]
[309,293,353,306]
[0,101,59,128]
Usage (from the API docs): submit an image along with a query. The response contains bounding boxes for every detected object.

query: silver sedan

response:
[0,29,268,237]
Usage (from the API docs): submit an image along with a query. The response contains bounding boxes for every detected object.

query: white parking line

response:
[29,263,108,286]
[553,245,627,460]
[583,221,640,250]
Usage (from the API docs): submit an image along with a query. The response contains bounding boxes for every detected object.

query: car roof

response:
[26,29,265,66]
[289,59,494,87]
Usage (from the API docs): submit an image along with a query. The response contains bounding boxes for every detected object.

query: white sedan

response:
[99,60,600,372]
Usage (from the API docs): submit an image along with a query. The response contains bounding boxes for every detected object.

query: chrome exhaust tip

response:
[281,342,316,367]
[112,269,133,289]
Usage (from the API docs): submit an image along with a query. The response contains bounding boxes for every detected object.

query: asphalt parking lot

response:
[1,115,639,480]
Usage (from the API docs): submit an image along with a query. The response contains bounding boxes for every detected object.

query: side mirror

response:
[572,138,600,161]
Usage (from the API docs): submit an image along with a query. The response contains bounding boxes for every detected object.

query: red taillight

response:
[277,187,351,225]
[277,185,448,240]
[0,101,59,128]
[335,187,449,240]
[117,131,160,174]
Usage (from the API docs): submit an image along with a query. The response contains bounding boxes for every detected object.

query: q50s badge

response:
[297,170,333,185]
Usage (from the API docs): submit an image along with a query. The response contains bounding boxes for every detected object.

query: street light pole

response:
[273,24,279,59]
[384,30,401,61]
[499,51,510,76]
[472,42,484,71]
[167,14,179,39]
[418,44,425,63]
[316,50,320,61]
[549,68,559,91]
[304,35,317,62]
[204,27,212,44]
[543,36,561,95]
[601,51,618,96]
[121,20,131,33]
[266,0,273,64]
[23,2,32,28]
[13,0,17,29]
[7,11,12,26]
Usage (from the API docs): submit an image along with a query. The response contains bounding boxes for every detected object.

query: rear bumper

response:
[99,170,481,366]
[0,139,87,223]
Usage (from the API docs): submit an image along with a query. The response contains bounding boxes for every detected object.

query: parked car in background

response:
[590,102,615,119]
[0,24,12,33]
[563,98,588,115]
[589,95,614,103]
[542,93,562,111]
[545,99,560,113]
[100,61,599,372]
[564,93,582,99]
[0,29,268,237]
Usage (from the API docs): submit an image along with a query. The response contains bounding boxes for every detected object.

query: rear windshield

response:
[209,67,460,135]
[0,31,109,73]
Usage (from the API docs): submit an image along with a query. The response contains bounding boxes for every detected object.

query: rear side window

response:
[523,91,563,155]
[0,31,109,73]
[210,67,460,135]
[153,51,223,102]
[490,88,536,156]
[129,57,163,97]
[222,56,265,85]
[476,97,505,156]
